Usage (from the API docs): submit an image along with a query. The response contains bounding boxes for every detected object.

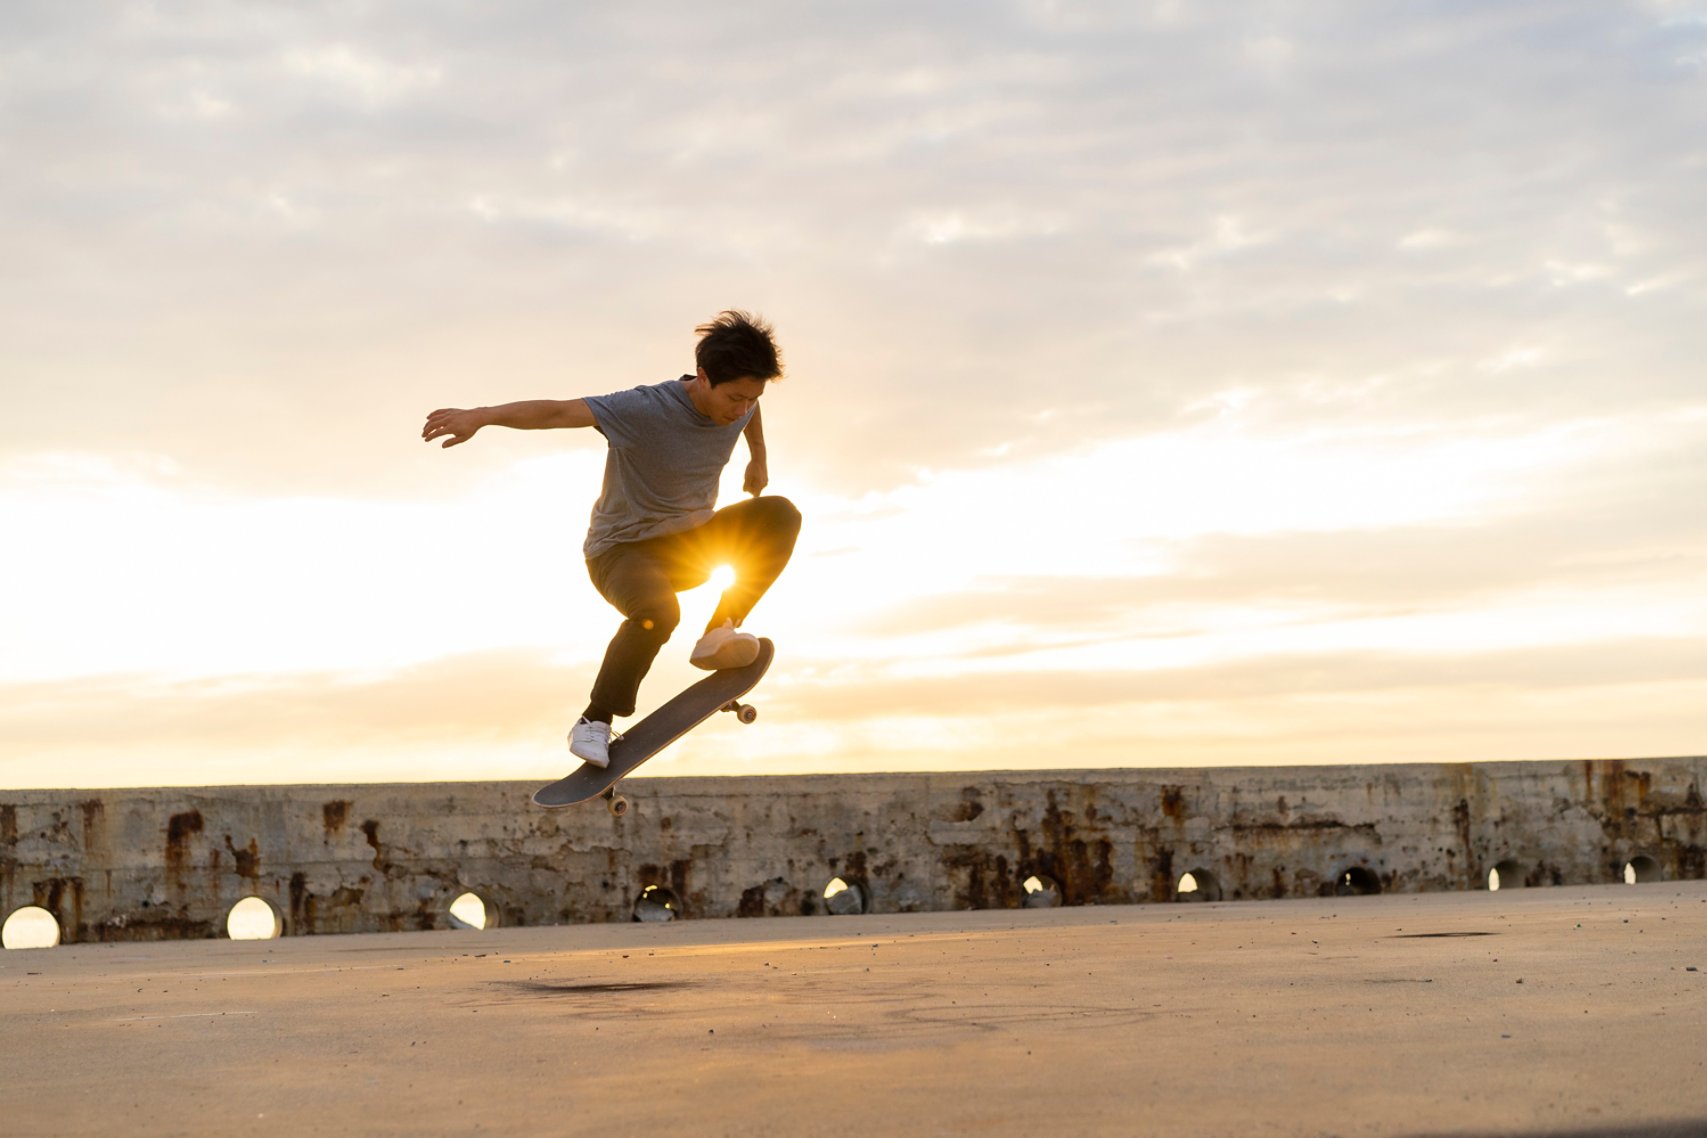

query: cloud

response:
[281,43,442,108]
[3,2,1705,784]
[5,1,1705,492]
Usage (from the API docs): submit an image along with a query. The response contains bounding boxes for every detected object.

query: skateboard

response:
[531,638,774,815]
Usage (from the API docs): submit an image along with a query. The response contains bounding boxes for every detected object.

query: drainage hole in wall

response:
[2,906,61,950]
[1624,856,1662,885]
[1487,860,1525,892]
[823,877,867,915]
[633,885,680,922]
[1335,867,1382,896]
[1021,875,1062,908]
[449,892,491,930]
[1176,870,1223,902]
[226,897,284,940]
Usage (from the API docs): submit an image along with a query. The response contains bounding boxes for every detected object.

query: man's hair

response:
[695,310,782,385]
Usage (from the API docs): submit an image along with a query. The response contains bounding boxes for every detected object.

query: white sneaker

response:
[690,620,760,670]
[569,718,611,768]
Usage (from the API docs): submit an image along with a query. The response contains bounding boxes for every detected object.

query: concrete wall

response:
[4,757,1705,942]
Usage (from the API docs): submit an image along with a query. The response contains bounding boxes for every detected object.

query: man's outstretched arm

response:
[422,399,595,448]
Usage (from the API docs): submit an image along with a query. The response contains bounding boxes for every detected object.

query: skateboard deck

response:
[531,638,774,813]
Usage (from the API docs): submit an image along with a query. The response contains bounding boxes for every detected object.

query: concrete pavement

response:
[5,883,1707,1137]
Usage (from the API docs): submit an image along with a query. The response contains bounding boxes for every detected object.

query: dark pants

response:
[584,495,801,720]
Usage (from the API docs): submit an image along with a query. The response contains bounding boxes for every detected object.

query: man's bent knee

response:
[755,495,802,534]
[627,605,680,639]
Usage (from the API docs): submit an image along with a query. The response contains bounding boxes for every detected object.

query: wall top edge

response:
[3,756,1703,801]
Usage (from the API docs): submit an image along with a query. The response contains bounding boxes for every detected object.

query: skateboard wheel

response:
[737,704,758,725]
[607,794,630,817]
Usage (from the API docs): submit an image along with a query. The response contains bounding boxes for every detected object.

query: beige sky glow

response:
[3,1,1705,788]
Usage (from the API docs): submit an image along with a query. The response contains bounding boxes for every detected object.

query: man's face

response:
[693,369,767,425]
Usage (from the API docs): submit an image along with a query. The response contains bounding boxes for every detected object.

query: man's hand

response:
[743,454,769,496]
[422,408,487,448]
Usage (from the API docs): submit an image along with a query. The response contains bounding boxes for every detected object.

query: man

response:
[421,310,801,769]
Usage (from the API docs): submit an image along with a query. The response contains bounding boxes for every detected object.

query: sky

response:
[3,0,1705,789]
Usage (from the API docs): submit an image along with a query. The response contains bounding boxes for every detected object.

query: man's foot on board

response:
[569,718,611,768]
[690,620,760,670]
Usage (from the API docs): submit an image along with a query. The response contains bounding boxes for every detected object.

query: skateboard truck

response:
[721,699,758,724]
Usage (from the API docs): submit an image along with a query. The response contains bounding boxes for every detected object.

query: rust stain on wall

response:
[289,871,311,933]
[1147,845,1176,902]
[223,835,262,880]
[951,789,984,823]
[0,804,17,883]
[360,819,388,872]
[32,876,84,938]
[1453,798,1473,861]
[79,800,107,853]
[943,846,1017,910]
[165,811,204,868]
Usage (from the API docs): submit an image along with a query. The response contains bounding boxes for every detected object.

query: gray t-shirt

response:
[582,376,754,559]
